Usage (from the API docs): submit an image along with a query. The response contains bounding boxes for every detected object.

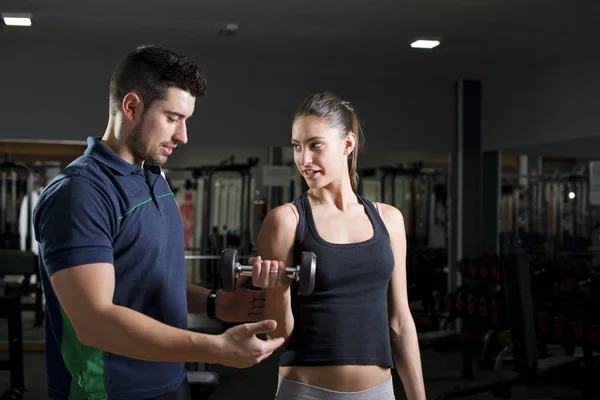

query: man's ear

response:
[122,92,143,122]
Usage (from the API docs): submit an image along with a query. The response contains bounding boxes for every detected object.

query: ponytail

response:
[348,111,360,192]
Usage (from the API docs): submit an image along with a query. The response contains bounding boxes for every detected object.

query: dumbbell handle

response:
[235,263,301,281]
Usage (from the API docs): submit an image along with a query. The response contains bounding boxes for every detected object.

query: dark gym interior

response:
[1,1,600,399]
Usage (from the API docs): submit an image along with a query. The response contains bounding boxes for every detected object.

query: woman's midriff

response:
[279,365,392,392]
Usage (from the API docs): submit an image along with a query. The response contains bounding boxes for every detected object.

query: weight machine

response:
[0,157,31,400]
[375,165,449,251]
[165,156,259,288]
[0,157,55,399]
[500,169,593,257]
[0,157,34,251]
[0,157,45,324]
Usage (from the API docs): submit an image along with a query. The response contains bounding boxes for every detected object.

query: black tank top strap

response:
[358,195,390,240]
[292,193,308,244]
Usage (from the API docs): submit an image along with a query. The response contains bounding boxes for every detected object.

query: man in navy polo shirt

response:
[33,45,284,400]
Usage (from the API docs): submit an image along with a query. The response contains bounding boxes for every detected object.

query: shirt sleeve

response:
[33,175,116,276]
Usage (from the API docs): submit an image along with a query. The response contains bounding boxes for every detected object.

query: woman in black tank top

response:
[248,92,426,400]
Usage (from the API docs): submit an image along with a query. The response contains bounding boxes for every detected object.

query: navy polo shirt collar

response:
[84,136,141,175]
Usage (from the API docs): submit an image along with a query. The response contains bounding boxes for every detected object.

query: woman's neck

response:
[308,179,357,211]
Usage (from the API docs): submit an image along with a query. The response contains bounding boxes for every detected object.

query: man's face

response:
[128,87,195,165]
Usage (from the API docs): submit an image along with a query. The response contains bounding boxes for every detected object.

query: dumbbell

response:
[432,290,444,313]
[589,325,600,347]
[220,248,317,296]
[571,319,587,343]
[491,294,507,327]
[491,263,503,283]
[458,258,471,278]
[444,292,458,318]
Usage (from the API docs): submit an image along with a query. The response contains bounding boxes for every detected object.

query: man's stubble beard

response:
[127,120,164,166]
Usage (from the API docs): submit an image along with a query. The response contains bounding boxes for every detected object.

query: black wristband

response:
[207,289,218,319]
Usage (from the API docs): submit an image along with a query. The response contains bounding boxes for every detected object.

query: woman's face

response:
[291,116,354,189]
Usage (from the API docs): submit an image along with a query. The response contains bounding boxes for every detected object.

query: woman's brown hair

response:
[294,91,364,192]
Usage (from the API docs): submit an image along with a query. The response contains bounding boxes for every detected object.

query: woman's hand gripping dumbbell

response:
[220,249,316,296]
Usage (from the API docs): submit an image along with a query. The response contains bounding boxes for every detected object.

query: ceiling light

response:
[2,12,32,27]
[218,22,239,37]
[410,39,440,49]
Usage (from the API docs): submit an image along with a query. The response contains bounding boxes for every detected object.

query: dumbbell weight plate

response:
[298,252,316,296]
[220,248,238,292]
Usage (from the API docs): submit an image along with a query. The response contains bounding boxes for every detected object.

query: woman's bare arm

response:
[380,204,426,400]
[252,204,298,340]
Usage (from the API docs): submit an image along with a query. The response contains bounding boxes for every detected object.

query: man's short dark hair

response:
[109,45,207,116]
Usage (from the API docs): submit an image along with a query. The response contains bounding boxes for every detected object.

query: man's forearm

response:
[186,283,210,315]
[390,319,426,400]
[80,304,221,363]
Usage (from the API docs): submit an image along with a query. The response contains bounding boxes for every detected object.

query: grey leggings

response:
[275,376,395,400]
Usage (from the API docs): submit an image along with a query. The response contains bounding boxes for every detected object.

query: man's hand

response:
[214,320,285,368]
[215,286,265,322]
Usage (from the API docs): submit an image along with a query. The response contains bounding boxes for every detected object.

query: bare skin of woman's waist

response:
[279,365,392,392]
